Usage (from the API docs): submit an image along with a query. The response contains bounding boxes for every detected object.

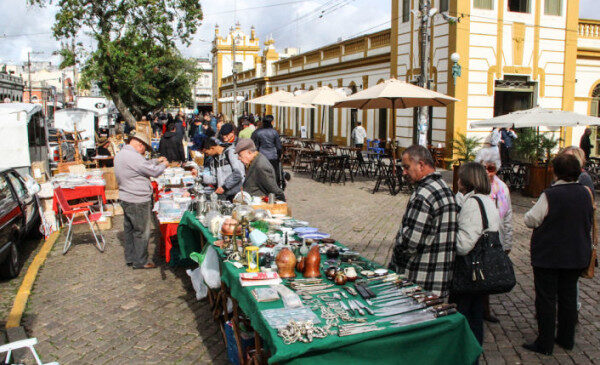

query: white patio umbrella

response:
[218,96,245,103]
[293,86,347,136]
[470,107,600,128]
[246,90,294,105]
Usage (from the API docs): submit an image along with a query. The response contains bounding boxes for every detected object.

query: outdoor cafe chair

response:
[1,337,58,365]
[54,186,106,254]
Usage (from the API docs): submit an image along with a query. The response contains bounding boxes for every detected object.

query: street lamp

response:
[451,52,461,82]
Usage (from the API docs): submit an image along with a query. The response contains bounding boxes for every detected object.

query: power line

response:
[0,32,53,38]
[204,0,311,16]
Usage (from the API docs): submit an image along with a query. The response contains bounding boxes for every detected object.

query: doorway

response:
[328,107,334,142]
[493,76,535,116]
[350,109,358,143]
[378,108,387,140]
[591,84,600,156]
[309,109,315,139]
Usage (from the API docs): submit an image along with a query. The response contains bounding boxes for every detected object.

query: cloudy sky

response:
[0,0,598,65]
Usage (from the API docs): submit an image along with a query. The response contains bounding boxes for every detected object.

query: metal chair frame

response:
[55,187,106,254]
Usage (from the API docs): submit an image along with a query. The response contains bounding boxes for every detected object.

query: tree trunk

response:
[108,87,137,129]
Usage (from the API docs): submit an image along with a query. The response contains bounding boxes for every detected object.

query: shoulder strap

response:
[585,186,597,247]
[472,196,489,230]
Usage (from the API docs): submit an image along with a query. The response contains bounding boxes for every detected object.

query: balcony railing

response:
[579,19,600,39]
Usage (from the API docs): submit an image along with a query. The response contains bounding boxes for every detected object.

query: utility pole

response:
[417,0,431,147]
[71,39,78,103]
[27,51,43,103]
[232,31,238,124]
[28,52,32,103]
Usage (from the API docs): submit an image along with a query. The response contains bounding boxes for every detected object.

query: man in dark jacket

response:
[158,123,185,163]
[251,115,283,188]
[236,139,285,201]
[201,137,245,201]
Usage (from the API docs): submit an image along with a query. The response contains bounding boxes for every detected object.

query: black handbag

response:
[451,196,516,295]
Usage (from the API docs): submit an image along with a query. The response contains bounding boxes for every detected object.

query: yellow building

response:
[216,1,600,151]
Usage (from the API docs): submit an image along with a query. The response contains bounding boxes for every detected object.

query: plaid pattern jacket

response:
[389,173,458,296]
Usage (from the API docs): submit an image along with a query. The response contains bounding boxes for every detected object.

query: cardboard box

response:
[96,215,112,231]
[100,167,118,191]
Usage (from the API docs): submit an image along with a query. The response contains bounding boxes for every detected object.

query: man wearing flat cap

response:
[236,138,285,201]
[114,132,169,269]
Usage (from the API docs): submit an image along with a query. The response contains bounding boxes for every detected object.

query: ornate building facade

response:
[215,0,600,152]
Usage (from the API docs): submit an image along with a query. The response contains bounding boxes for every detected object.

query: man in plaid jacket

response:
[389,145,458,297]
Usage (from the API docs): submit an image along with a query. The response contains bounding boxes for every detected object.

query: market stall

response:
[166,200,482,364]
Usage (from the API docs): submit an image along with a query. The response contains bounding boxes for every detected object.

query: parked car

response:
[0,168,40,278]
[47,127,80,169]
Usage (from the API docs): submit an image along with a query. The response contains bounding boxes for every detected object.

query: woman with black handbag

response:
[450,162,502,351]
[523,154,593,355]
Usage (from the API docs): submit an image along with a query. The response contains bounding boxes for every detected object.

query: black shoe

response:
[555,339,574,351]
[126,262,133,267]
[484,315,500,323]
[522,342,552,356]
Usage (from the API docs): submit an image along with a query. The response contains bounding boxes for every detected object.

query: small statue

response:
[276,248,297,278]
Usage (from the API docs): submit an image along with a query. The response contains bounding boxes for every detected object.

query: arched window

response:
[589,83,600,156]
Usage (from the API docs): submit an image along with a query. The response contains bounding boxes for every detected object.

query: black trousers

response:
[533,267,581,352]
[269,159,283,189]
[449,292,484,346]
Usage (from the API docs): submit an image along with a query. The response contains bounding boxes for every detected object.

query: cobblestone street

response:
[2,170,599,364]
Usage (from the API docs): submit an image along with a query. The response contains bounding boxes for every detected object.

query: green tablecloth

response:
[177,211,482,364]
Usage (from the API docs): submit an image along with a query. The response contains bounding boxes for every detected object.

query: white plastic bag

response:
[201,245,222,289]
[186,268,208,300]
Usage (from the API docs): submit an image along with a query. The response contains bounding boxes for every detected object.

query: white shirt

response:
[352,126,367,145]
[456,192,501,256]
[524,180,578,228]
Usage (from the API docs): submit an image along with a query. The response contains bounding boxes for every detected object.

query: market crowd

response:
[389,141,595,360]
[114,110,286,268]
[114,109,593,361]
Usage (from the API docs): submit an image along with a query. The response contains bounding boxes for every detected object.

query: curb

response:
[5,230,60,329]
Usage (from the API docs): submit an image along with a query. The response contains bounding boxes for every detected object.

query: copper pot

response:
[334,272,347,285]
[276,248,297,278]
[302,246,321,278]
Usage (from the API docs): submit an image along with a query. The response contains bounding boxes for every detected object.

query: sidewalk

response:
[22,218,228,364]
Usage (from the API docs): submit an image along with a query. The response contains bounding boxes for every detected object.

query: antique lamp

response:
[245,246,260,273]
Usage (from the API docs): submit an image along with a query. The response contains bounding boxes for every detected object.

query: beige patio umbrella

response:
[334,78,457,109]
[333,78,457,141]
[293,86,347,136]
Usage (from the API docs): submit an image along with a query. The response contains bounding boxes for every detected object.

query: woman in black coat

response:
[523,153,594,355]
[158,123,185,163]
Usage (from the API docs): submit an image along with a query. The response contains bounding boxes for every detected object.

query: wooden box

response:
[251,203,289,216]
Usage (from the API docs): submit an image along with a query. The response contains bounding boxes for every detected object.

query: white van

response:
[76,96,117,129]
[53,108,97,156]
[0,103,49,175]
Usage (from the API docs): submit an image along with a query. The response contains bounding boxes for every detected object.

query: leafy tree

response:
[30,0,203,127]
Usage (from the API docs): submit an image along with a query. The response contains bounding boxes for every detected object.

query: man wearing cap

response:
[115,132,169,269]
[218,122,237,144]
[201,137,245,201]
[236,139,285,201]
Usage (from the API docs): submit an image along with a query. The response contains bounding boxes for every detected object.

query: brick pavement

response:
[22,218,228,364]
[286,172,600,365]
[10,171,600,364]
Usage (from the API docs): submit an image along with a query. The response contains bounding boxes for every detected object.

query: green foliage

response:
[513,128,561,164]
[57,48,75,69]
[451,133,481,164]
[30,0,203,125]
